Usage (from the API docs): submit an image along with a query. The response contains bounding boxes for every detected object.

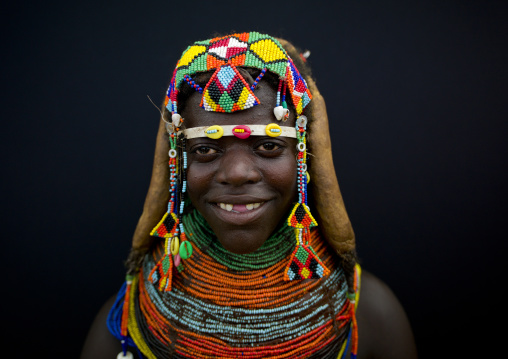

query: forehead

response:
[181,79,296,129]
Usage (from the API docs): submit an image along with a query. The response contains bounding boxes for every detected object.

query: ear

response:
[277,38,355,255]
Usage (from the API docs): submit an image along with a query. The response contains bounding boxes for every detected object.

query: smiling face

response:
[181,78,298,254]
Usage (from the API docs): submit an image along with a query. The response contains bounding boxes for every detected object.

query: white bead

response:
[117,351,134,359]
[168,149,177,158]
[172,113,182,126]
[273,106,289,121]
[297,142,306,152]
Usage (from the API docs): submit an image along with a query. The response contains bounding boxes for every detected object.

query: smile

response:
[217,202,264,213]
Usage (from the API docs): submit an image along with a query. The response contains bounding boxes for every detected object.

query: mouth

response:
[216,202,264,213]
[207,199,270,226]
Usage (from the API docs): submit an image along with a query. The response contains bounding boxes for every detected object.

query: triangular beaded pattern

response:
[288,203,317,229]
[200,64,260,113]
[284,243,330,280]
[150,212,179,238]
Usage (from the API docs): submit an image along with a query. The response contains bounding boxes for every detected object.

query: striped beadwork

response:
[131,220,355,358]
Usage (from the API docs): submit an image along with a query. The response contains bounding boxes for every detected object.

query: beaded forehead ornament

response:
[149,32,328,293]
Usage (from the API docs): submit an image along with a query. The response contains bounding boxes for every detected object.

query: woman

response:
[81,32,417,359]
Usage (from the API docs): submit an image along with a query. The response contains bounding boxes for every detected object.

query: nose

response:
[215,146,262,186]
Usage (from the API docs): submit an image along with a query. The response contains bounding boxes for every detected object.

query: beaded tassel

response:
[149,133,192,291]
[117,275,134,358]
[284,115,329,281]
[349,265,361,358]
[176,138,192,271]
[250,68,266,90]
[149,238,174,291]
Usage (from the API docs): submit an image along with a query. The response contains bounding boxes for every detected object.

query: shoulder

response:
[355,269,418,359]
[80,295,123,359]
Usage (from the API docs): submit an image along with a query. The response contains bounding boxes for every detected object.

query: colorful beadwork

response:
[165,32,312,116]
[108,219,359,358]
[149,134,191,292]
[200,64,260,112]
[284,115,330,281]
[285,243,328,280]
[288,202,318,229]
[150,211,178,238]
[109,31,361,359]
[148,238,173,292]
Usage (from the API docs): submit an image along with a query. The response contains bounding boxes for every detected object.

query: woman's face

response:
[182,78,298,254]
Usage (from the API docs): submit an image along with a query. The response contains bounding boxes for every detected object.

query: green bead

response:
[179,241,193,259]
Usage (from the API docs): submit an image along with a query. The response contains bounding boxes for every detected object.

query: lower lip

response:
[210,202,267,225]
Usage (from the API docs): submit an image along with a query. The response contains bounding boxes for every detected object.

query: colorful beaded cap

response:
[164,32,312,115]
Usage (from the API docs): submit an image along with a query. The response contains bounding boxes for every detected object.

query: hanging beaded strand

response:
[148,124,194,291]
[176,137,193,268]
[148,132,180,291]
[183,74,204,94]
[274,78,290,121]
[250,68,267,91]
[284,114,330,281]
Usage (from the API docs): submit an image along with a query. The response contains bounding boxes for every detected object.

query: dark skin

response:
[183,80,298,254]
[81,78,418,359]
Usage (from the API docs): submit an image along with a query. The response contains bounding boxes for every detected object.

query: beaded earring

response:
[284,114,330,281]
[149,122,192,292]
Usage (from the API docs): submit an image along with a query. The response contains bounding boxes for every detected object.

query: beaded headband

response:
[165,31,312,128]
[148,32,328,293]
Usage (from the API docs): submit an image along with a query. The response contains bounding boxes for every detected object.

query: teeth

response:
[217,202,263,211]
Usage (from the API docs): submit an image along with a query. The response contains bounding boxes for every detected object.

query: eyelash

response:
[255,142,280,151]
[190,141,285,159]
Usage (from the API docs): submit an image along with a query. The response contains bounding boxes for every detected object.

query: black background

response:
[2,0,507,357]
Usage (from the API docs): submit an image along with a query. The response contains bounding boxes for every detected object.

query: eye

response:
[194,146,217,155]
[256,142,280,151]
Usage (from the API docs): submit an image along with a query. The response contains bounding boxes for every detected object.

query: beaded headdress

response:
[148,32,328,293]
[111,33,359,359]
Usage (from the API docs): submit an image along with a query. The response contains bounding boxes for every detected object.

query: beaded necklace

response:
[108,210,360,359]
[182,208,295,271]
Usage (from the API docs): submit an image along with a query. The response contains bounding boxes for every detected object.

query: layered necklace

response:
[109,209,358,359]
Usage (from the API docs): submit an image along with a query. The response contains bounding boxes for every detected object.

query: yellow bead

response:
[170,236,180,255]
[205,125,224,139]
[265,123,282,137]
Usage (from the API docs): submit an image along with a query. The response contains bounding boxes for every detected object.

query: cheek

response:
[263,155,298,202]
[186,163,214,205]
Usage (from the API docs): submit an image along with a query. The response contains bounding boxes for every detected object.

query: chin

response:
[215,228,271,254]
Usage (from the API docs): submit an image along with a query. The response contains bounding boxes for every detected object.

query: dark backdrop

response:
[2,0,506,357]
